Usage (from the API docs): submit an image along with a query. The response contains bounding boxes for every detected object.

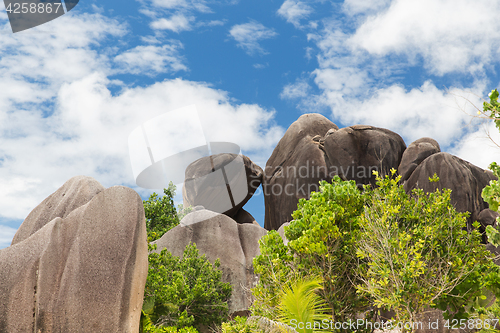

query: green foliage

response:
[475,299,500,333]
[483,89,500,132]
[143,242,232,331]
[141,312,199,333]
[143,182,180,242]
[483,162,500,213]
[482,162,500,246]
[252,176,372,327]
[251,230,295,319]
[356,170,498,328]
[481,89,500,245]
[221,316,264,333]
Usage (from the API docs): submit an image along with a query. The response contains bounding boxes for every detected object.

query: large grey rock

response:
[398,137,441,183]
[404,152,497,232]
[183,153,263,219]
[263,114,406,231]
[0,183,148,333]
[11,175,105,245]
[152,209,268,316]
[321,124,406,188]
[263,114,339,230]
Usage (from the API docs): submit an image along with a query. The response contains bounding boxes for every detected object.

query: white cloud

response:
[450,121,500,170]
[342,0,391,15]
[229,21,278,56]
[0,8,284,249]
[284,0,500,173]
[349,0,500,75]
[150,14,194,32]
[277,0,313,28]
[114,43,187,75]
[0,73,284,241]
[148,0,211,13]
[196,20,225,27]
[281,80,311,99]
[253,63,268,69]
[313,70,486,148]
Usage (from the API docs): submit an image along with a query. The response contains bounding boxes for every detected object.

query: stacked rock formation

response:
[0,176,148,333]
[263,113,407,230]
[399,139,498,241]
[183,153,263,225]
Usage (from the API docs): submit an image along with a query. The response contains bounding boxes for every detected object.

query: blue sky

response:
[1,0,500,248]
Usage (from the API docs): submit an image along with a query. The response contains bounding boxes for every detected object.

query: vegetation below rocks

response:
[141,184,231,333]
[140,89,500,333]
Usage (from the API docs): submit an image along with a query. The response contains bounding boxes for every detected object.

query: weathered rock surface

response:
[183,153,263,219]
[11,175,105,245]
[263,114,406,231]
[0,181,148,333]
[321,124,406,187]
[398,137,441,183]
[404,152,497,231]
[152,209,268,316]
[263,113,339,230]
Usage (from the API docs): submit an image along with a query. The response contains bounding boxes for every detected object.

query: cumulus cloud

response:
[277,0,313,28]
[280,0,500,174]
[229,21,278,56]
[348,0,500,76]
[314,67,485,148]
[280,80,311,99]
[0,10,284,248]
[450,120,500,170]
[114,43,187,75]
[150,14,194,32]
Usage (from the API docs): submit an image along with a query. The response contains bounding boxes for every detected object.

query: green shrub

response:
[141,312,199,333]
[252,175,372,327]
[356,170,500,329]
[143,242,232,331]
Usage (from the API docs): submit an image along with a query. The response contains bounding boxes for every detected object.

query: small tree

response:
[356,170,498,331]
[143,182,180,242]
[143,243,232,331]
[142,185,229,332]
[252,176,373,328]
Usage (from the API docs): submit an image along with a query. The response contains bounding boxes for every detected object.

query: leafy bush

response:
[356,170,499,327]
[252,175,372,326]
[143,242,232,331]
[141,313,199,333]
